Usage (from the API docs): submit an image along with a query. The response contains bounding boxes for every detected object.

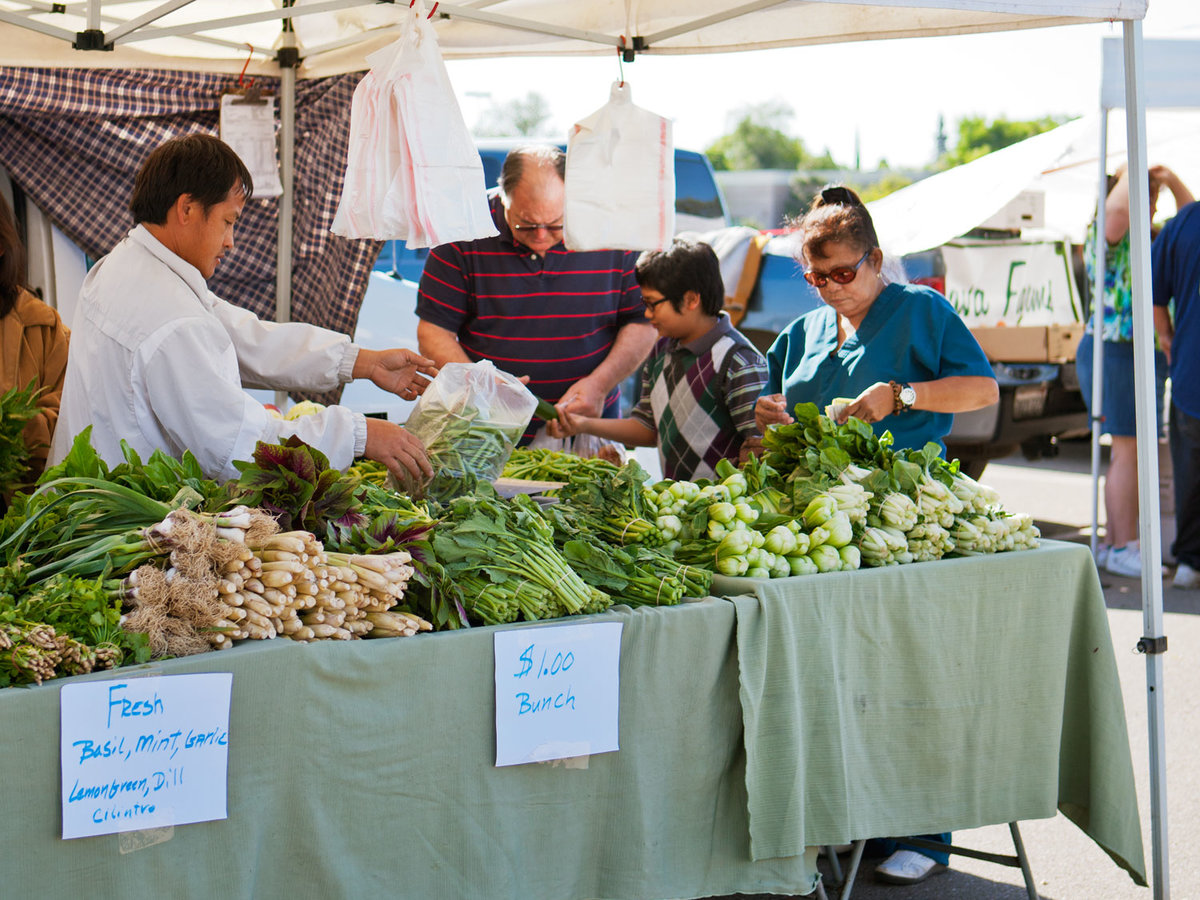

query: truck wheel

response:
[1021,436,1059,461]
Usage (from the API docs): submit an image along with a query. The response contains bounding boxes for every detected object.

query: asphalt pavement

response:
[708,438,1195,900]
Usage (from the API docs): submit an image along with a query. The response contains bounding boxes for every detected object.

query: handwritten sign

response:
[494,622,622,767]
[943,239,1081,327]
[60,673,233,839]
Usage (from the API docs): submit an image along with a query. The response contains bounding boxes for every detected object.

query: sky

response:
[443,0,1200,171]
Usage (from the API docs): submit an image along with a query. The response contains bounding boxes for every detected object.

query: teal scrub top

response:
[763,282,994,452]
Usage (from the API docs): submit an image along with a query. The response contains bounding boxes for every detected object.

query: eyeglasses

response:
[510,221,564,235]
[803,249,873,288]
[643,295,674,312]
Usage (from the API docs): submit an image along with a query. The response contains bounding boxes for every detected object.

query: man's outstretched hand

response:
[355,348,439,401]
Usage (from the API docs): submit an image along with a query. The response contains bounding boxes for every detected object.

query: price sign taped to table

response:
[60,673,232,839]
[494,622,622,766]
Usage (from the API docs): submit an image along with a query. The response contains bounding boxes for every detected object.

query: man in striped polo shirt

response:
[416,146,656,443]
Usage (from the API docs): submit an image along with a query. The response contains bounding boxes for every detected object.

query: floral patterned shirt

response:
[1082,220,1134,343]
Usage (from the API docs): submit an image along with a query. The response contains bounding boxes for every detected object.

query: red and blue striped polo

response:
[416,197,645,438]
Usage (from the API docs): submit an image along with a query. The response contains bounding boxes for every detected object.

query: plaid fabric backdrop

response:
[0,66,384,404]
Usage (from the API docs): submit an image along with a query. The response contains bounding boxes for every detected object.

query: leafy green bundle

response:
[502,447,621,484]
[0,381,42,500]
[555,460,663,545]
[0,565,151,686]
[1,430,248,581]
[432,492,610,626]
[229,436,364,534]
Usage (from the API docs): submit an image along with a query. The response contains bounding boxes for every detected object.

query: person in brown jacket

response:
[0,189,69,481]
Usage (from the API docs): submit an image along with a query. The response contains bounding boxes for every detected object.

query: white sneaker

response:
[1105,545,1145,578]
[1094,543,1111,569]
[1174,563,1200,590]
[874,849,947,885]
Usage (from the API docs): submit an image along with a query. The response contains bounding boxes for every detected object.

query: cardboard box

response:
[970,323,1085,363]
[1046,323,1085,362]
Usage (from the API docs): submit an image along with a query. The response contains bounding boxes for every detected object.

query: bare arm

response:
[908,376,998,413]
[1104,169,1132,245]
[556,322,657,417]
[841,376,998,425]
[364,417,432,487]
[547,410,657,447]
[1153,164,1194,212]
[416,319,472,366]
[1154,305,1174,364]
[351,347,438,400]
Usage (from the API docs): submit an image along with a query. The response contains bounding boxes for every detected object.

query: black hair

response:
[0,189,27,318]
[498,145,566,200]
[129,133,254,225]
[635,239,725,316]
[798,183,880,261]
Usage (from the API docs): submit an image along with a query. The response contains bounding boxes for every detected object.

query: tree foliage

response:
[938,114,1070,168]
[706,101,836,171]
[854,174,916,203]
[473,92,554,138]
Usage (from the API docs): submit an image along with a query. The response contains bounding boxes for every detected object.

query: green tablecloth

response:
[0,597,819,900]
[732,539,1147,886]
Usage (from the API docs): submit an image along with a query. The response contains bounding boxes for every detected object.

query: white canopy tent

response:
[0,2,1170,896]
[869,106,1200,257]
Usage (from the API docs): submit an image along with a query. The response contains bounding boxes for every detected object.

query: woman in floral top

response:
[1077,163,1193,578]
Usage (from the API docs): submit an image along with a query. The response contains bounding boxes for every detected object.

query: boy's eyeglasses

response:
[803,249,873,288]
[643,295,674,311]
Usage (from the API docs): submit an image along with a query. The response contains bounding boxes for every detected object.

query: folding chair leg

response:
[824,846,844,885]
[836,839,867,900]
[813,877,830,900]
[1008,821,1040,900]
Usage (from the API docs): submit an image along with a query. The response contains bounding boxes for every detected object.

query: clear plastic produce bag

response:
[405,361,538,485]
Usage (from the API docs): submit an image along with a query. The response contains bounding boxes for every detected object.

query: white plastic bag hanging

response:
[331,1,496,247]
[564,81,675,252]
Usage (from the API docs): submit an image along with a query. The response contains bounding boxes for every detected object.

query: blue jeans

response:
[1075,333,1167,437]
[1170,402,1200,569]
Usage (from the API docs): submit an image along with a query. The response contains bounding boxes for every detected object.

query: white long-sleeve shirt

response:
[49,225,368,482]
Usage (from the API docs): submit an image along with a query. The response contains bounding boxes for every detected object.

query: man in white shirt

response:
[50,133,435,485]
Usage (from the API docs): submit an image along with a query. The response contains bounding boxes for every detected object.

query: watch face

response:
[900,385,917,407]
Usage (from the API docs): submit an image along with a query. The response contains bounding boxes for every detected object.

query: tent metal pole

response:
[274,24,298,409]
[1122,17,1170,900]
[1091,109,1107,560]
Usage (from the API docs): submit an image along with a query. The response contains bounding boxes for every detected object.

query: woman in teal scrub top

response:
[754,185,999,886]
[755,186,997,455]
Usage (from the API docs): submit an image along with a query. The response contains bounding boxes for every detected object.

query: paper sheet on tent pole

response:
[330,2,495,246]
[564,82,675,252]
